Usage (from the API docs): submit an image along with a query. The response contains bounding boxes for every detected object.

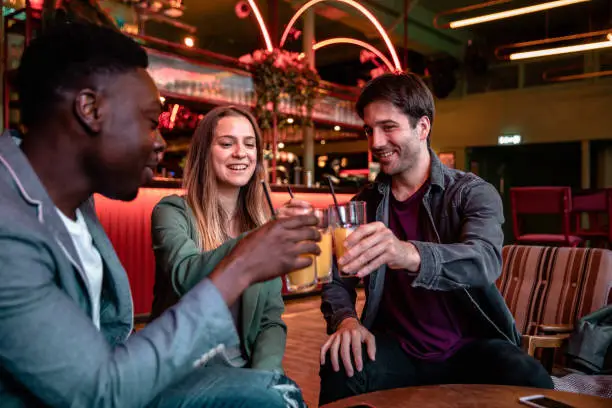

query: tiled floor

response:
[283,290,365,408]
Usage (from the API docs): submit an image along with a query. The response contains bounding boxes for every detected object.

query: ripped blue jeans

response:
[148,366,306,408]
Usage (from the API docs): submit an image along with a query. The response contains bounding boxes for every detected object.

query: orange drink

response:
[329,201,366,277]
[285,255,317,292]
[316,229,333,283]
[313,208,333,283]
[332,226,356,261]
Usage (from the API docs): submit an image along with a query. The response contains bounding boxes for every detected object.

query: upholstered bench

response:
[498,245,612,367]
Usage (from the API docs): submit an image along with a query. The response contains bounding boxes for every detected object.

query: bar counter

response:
[94,178,358,316]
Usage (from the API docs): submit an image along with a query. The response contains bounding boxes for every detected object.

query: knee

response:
[319,353,368,405]
[216,373,306,408]
[319,350,367,385]
[319,357,353,389]
[491,343,554,389]
[513,354,554,389]
[152,369,306,408]
[267,376,307,408]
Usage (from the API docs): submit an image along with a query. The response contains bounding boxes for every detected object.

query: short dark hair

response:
[17,22,148,127]
[356,72,435,143]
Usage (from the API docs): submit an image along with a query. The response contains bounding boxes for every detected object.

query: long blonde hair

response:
[183,106,270,250]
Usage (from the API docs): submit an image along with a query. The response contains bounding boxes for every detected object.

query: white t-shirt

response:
[56,208,103,330]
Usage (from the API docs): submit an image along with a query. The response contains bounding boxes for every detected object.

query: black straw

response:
[286,185,295,199]
[326,176,345,225]
[261,180,276,219]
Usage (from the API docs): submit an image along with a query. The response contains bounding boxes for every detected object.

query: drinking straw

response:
[261,180,276,219]
[326,176,345,225]
[286,185,295,199]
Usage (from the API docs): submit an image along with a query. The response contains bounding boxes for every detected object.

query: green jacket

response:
[150,194,287,372]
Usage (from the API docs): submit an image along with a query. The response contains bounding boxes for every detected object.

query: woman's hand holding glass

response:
[276,199,313,218]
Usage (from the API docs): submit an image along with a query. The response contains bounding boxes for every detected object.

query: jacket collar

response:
[0,132,86,274]
[0,132,133,336]
[375,148,446,195]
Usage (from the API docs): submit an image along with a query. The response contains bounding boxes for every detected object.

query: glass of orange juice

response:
[329,201,367,276]
[285,256,317,292]
[314,208,333,284]
[285,207,318,293]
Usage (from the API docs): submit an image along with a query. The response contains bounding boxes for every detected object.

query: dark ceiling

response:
[455,0,611,50]
[142,0,612,87]
[146,0,371,64]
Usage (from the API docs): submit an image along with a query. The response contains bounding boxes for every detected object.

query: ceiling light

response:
[169,104,179,130]
[183,36,194,48]
[164,7,183,18]
[509,38,612,60]
[281,0,402,70]
[159,96,166,104]
[247,0,273,52]
[278,142,285,149]
[287,117,294,124]
[321,140,326,145]
[150,1,162,12]
[449,0,590,29]
[333,125,341,131]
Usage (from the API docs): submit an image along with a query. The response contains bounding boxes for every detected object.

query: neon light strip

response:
[169,104,179,129]
[312,37,395,71]
[449,0,590,29]
[280,0,402,71]
[509,38,612,60]
[247,0,274,51]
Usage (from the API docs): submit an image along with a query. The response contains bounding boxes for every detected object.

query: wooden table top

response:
[320,384,611,408]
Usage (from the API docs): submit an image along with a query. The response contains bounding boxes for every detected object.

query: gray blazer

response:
[0,133,241,407]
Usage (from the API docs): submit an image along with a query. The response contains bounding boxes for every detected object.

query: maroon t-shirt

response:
[372,181,472,361]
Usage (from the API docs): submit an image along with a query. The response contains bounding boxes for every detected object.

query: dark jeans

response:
[148,366,305,408]
[319,333,553,405]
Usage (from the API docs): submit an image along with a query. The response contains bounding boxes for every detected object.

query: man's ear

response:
[74,89,102,134]
[417,116,431,142]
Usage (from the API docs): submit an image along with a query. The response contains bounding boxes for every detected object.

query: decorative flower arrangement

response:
[240,48,320,129]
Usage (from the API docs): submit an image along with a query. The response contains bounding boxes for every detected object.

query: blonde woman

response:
[151,106,301,372]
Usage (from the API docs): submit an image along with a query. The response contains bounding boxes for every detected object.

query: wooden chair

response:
[498,245,612,371]
[510,187,582,247]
